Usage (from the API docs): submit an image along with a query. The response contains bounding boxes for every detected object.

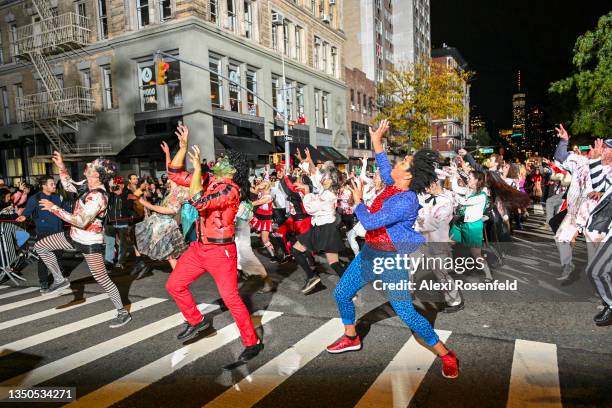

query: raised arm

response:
[553,124,571,163]
[369,120,393,185]
[43,190,106,229]
[51,151,78,194]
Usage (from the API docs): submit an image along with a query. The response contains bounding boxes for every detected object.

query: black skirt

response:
[298,221,345,253]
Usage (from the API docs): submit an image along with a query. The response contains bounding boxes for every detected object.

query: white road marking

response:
[64,310,283,408]
[507,339,562,408]
[355,330,453,408]
[204,318,345,408]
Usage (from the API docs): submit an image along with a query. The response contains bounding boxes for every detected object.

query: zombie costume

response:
[165,157,259,347]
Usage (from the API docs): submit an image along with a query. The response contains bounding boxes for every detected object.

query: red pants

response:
[276,217,312,254]
[165,241,258,346]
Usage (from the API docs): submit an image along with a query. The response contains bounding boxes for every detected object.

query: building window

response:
[246,69,257,115]
[137,0,150,28]
[166,60,182,108]
[97,0,108,39]
[368,97,373,115]
[352,122,371,150]
[243,0,252,39]
[272,75,281,117]
[283,20,290,56]
[101,65,113,110]
[350,89,354,109]
[14,84,23,122]
[228,63,241,112]
[285,79,293,120]
[76,1,87,18]
[295,26,302,61]
[322,92,329,128]
[80,70,92,112]
[356,92,361,111]
[321,42,328,73]
[1,87,10,125]
[314,37,321,70]
[227,0,236,32]
[296,83,305,119]
[209,55,223,108]
[331,46,337,77]
[311,0,316,15]
[10,24,18,62]
[160,0,172,22]
[0,28,4,65]
[271,16,279,51]
[210,0,219,25]
[314,91,320,126]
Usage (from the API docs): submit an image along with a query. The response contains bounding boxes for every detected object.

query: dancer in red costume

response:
[165,125,263,362]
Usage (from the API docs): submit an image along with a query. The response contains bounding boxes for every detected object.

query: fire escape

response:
[12,0,95,155]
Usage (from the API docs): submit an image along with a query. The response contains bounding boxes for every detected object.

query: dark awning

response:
[274,140,328,164]
[216,135,275,156]
[317,146,348,164]
[116,135,178,159]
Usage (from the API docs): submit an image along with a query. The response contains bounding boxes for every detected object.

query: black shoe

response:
[442,302,465,313]
[177,317,212,341]
[238,342,263,362]
[131,260,147,276]
[301,276,321,294]
[594,305,612,326]
[135,264,152,280]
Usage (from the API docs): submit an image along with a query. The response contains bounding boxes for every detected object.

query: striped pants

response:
[586,239,612,307]
[34,232,125,311]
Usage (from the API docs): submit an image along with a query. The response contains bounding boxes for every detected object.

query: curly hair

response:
[226,150,250,201]
[320,164,340,193]
[409,149,440,194]
[92,158,117,185]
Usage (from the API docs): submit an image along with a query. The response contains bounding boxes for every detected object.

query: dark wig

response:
[410,149,441,194]
[226,150,250,201]
[486,171,531,211]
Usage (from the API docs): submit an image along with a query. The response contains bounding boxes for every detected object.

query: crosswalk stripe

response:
[64,310,284,408]
[204,318,345,408]
[0,302,220,400]
[0,290,91,313]
[515,230,554,239]
[0,297,166,358]
[0,294,108,331]
[0,285,9,290]
[0,286,39,300]
[507,339,562,408]
[354,330,452,408]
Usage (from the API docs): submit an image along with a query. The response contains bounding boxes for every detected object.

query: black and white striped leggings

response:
[34,232,125,311]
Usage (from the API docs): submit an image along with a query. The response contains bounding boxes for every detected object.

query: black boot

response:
[177,316,213,341]
[238,341,264,362]
[330,262,345,277]
[594,305,612,326]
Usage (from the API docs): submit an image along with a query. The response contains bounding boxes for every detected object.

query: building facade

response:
[0,0,348,185]
[430,45,470,156]
[392,0,429,67]
[345,66,376,170]
[343,0,394,83]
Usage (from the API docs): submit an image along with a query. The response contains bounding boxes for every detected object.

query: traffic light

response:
[157,61,170,85]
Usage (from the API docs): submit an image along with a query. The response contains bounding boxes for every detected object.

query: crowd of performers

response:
[1,120,610,374]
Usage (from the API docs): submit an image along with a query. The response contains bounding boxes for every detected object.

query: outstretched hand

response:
[160,141,171,162]
[175,125,189,149]
[590,139,604,160]
[51,150,64,168]
[369,119,390,145]
[348,179,364,204]
[39,199,55,212]
[555,124,569,141]
[188,145,201,171]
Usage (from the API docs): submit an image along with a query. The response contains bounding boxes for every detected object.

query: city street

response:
[0,207,609,408]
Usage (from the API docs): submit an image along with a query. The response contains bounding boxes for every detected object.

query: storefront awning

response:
[116,135,178,159]
[216,135,275,156]
[317,146,348,164]
[274,140,328,164]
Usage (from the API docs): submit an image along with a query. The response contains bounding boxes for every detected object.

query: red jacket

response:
[168,164,239,244]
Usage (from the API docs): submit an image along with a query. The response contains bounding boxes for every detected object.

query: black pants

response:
[36,231,62,287]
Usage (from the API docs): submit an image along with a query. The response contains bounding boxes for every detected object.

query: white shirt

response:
[303,190,337,226]
[416,191,454,242]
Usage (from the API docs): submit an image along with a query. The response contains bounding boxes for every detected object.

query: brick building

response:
[0,0,347,185]
[345,66,376,171]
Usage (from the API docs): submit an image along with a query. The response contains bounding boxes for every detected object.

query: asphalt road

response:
[0,208,609,408]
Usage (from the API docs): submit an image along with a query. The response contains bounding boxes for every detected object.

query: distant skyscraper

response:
[512,71,526,137]
[470,112,485,134]
[393,0,431,67]
[526,106,545,156]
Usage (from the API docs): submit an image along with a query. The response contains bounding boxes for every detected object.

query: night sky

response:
[431,1,611,136]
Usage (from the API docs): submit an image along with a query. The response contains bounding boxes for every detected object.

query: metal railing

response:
[71,143,113,155]
[17,86,94,123]
[13,12,90,56]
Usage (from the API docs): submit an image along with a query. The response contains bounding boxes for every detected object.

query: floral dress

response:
[135,186,189,260]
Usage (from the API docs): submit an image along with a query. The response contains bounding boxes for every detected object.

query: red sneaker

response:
[326,335,362,354]
[440,350,459,379]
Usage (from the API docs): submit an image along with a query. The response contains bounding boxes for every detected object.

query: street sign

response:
[479,148,494,154]
[273,130,284,137]
[579,145,590,151]
[284,135,293,142]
